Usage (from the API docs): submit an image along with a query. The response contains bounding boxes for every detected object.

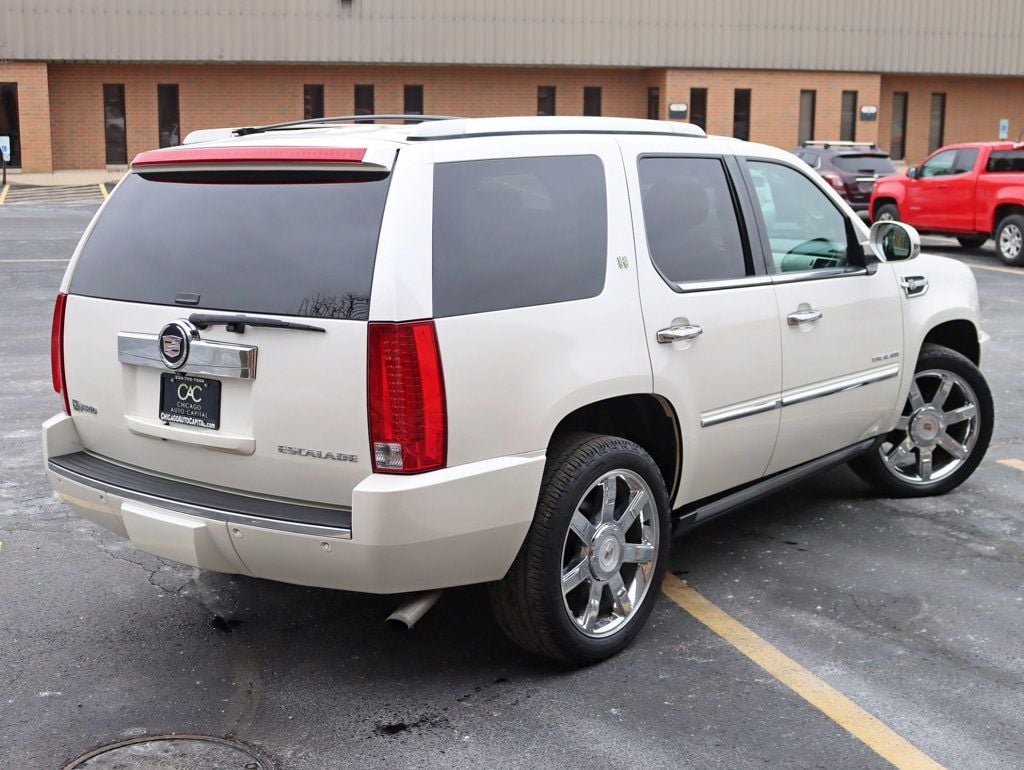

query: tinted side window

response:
[953,148,979,174]
[432,155,607,317]
[987,150,1024,172]
[638,157,747,283]
[747,161,850,273]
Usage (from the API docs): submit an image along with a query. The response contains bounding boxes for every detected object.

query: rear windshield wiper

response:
[189,313,326,334]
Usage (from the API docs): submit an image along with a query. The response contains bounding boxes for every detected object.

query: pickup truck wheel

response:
[874,203,899,222]
[956,235,988,249]
[489,434,670,663]
[995,214,1024,266]
[850,344,992,497]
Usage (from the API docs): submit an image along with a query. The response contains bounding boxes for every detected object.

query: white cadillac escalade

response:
[43,116,993,663]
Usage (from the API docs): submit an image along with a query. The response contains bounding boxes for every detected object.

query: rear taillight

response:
[367,320,447,474]
[822,172,847,193]
[50,292,70,414]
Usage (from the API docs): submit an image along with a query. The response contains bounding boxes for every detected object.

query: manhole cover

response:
[65,734,275,770]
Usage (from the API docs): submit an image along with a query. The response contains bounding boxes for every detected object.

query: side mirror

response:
[869,220,920,262]
[907,166,918,179]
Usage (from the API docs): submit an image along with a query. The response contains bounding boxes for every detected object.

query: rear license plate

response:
[159,373,221,430]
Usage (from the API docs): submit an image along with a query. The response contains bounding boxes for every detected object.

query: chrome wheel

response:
[561,469,659,638]
[999,223,1022,261]
[879,369,981,485]
[877,209,896,221]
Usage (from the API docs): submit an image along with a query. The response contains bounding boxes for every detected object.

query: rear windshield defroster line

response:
[69,170,392,321]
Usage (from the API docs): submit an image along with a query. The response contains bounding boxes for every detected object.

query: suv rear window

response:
[830,154,896,175]
[69,171,391,320]
[432,155,607,317]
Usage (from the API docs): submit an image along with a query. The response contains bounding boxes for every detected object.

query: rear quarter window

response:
[986,150,1024,172]
[431,155,607,317]
[69,171,391,320]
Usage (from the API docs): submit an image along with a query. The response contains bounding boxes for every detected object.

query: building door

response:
[0,83,21,168]
[103,83,127,165]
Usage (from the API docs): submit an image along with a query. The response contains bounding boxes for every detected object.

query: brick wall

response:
[0,61,53,173]
[47,63,656,169]
[878,74,1024,166]
[663,69,881,150]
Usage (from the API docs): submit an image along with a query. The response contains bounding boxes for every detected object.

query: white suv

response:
[43,116,993,663]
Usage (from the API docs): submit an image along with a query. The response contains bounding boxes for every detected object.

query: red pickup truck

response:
[870,141,1024,265]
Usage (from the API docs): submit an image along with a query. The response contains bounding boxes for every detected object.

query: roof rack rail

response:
[233,114,460,137]
[801,140,878,150]
[407,116,707,142]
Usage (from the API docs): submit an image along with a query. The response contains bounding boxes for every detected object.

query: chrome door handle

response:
[787,308,823,326]
[657,324,703,343]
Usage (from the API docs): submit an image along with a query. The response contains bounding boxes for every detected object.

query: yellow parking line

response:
[661,576,944,770]
[0,184,8,204]
[99,182,109,199]
[998,458,1024,472]
[967,263,1024,276]
[0,258,70,263]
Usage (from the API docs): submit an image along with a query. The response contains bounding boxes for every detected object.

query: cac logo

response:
[177,383,203,403]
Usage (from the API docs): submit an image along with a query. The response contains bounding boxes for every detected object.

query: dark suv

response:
[792,141,897,215]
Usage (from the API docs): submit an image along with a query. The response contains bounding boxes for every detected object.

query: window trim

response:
[635,153,764,294]
[736,156,867,283]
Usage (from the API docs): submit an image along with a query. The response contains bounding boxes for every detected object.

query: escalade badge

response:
[159,320,197,369]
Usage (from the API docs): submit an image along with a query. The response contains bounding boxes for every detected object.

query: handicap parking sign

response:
[0,135,10,163]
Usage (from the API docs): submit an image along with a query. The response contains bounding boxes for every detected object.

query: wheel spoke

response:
[561,558,590,594]
[621,542,655,564]
[937,432,968,459]
[608,573,633,616]
[944,404,976,425]
[885,436,914,467]
[895,414,911,431]
[918,447,933,481]
[617,488,647,531]
[580,581,603,631]
[931,374,954,409]
[599,476,618,524]
[908,382,925,410]
[570,511,594,543]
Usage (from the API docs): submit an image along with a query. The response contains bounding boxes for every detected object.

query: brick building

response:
[1,1,1023,173]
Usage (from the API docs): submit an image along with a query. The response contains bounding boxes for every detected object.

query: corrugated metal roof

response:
[2,0,1023,75]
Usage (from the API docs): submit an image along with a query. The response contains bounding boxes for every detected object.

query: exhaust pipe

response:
[386,589,443,629]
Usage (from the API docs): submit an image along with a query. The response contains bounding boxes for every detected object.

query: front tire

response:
[490,434,671,663]
[874,202,899,223]
[995,214,1024,266]
[851,344,993,497]
[956,235,988,249]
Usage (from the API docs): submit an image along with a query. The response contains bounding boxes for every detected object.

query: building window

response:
[647,87,660,120]
[733,88,751,141]
[583,86,602,116]
[354,84,374,122]
[0,83,21,168]
[798,90,816,145]
[840,91,857,142]
[103,83,127,166]
[929,93,946,154]
[157,84,180,148]
[890,91,909,160]
[537,86,556,116]
[304,84,324,120]
[404,84,424,122]
[690,88,707,130]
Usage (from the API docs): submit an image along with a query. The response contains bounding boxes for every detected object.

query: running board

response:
[672,438,877,535]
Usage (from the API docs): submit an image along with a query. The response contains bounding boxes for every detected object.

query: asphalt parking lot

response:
[1,205,1023,769]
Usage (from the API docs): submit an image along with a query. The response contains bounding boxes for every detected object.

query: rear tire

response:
[994,214,1024,266]
[956,235,988,249]
[874,202,899,223]
[850,344,993,497]
[490,433,671,664]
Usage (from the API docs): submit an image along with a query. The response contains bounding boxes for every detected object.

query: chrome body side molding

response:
[699,364,900,428]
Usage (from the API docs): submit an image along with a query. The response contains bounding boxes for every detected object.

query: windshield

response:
[831,154,896,175]
[70,170,391,320]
